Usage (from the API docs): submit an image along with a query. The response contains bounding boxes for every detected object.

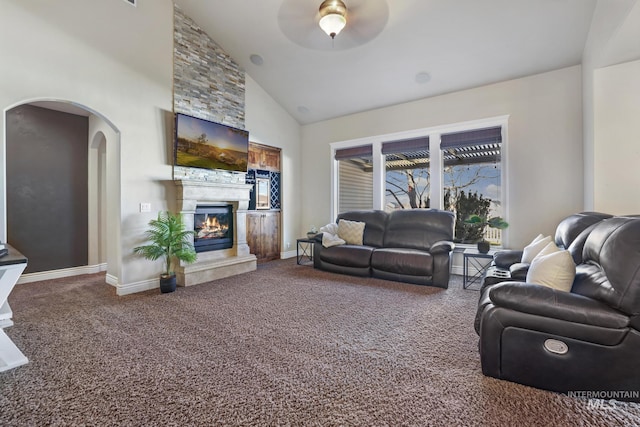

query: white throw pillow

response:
[530,234,545,244]
[337,219,365,245]
[521,235,552,264]
[535,241,560,259]
[526,250,576,292]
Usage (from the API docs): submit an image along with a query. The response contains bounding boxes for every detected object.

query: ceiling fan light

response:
[318,0,347,39]
[319,14,346,38]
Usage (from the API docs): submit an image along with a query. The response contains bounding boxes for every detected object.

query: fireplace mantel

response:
[173,179,256,286]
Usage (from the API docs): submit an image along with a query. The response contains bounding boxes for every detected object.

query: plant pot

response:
[477,240,490,254]
[159,274,177,293]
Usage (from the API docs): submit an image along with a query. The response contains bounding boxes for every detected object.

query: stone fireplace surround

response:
[174,180,256,286]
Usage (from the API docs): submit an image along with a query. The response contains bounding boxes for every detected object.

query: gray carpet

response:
[1,259,639,426]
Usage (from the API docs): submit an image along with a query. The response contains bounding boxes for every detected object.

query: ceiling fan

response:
[277,0,389,50]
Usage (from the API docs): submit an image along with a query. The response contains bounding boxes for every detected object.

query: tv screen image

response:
[175,113,249,173]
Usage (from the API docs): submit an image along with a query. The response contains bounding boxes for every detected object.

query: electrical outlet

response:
[287,242,291,249]
[140,203,151,213]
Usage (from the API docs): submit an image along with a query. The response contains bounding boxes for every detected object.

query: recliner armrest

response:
[493,250,523,268]
[430,240,455,254]
[508,262,529,280]
[489,282,629,329]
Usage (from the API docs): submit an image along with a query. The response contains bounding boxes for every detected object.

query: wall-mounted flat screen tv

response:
[175,113,249,173]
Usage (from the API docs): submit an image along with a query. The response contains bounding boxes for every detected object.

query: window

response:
[331,117,507,246]
[383,137,430,211]
[441,127,503,245]
[335,145,373,214]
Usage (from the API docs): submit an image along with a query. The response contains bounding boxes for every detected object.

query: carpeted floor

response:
[1,259,639,426]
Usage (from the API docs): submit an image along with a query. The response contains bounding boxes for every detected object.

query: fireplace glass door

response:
[193,205,233,252]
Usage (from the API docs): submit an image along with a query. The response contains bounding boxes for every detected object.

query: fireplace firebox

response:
[193,205,233,253]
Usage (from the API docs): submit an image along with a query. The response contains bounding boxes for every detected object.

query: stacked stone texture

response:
[173,4,246,184]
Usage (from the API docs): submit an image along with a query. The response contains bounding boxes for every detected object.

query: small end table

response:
[0,244,29,372]
[296,238,315,265]
[463,249,495,290]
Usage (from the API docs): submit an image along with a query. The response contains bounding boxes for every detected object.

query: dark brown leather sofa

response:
[476,214,640,401]
[313,209,455,288]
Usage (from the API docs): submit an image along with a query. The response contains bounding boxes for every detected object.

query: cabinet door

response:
[246,213,262,259]
[248,142,281,172]
[246,212,280,262]
[261,212,280,261]
[262,148,280,171]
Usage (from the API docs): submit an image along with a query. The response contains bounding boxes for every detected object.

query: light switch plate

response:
[140,203,151,213]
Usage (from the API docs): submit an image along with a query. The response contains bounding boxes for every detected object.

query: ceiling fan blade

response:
[278,0,389,50]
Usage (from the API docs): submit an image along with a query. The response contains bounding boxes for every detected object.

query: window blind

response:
[381,136,429,154]
[334,145,373,160]
[440,127,501,149]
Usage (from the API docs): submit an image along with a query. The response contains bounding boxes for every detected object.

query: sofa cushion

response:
[383,209,454,251]
[554,211,613,249]
[337,210,388,247]
[575,217,640,315]
[319,244,374,268]
[371,248,433,276]
[337,219,365,245]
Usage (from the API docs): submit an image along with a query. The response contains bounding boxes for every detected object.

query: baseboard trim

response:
[18,263,108,285]
[105,274,119,287]
[451,265,464,276]
[280,250,296,259]
[116,278,158,296]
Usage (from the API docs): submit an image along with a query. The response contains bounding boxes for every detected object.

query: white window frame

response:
[330,115,510,246]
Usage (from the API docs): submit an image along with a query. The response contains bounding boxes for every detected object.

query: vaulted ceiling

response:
[174,0,598,124]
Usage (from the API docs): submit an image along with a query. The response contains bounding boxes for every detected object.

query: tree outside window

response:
[441,127,503,245]
[334,124,504,246]
[383,137,430,211]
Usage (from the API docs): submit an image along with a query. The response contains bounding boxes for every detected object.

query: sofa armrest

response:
[489,283,629,329]
[430,240,454,254]
[508,262,529,280]
[312,233,323,243]
[493,250,523,269]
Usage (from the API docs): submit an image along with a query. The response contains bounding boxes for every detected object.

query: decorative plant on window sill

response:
[464,215,509,254]
[133,211,197,293]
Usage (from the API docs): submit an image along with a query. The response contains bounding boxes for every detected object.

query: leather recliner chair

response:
[474,212,612,334]
[476,216,640,401]
[482,212,613,288]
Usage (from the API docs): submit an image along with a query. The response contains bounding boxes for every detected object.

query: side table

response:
[296,238,315,265]
[0,244,28,372]
[463,249,495,290]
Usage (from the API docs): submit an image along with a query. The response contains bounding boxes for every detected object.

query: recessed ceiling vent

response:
[123,0,136,6]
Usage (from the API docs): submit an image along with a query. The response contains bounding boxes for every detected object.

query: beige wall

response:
[0,0,174,293]
[0,0,303,293]
[301,66,585,249]
[245,75,302,256]
[582,0,639,210]
[593,59,640,214]
[4,0,638,291]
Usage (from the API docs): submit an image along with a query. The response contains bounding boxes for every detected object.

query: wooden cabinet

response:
[248,141,280,171]
[247,142,281,262]
[246,211,280,262]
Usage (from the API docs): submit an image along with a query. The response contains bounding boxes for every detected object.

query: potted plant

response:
[133,211,197,293]
[464,215,509,253]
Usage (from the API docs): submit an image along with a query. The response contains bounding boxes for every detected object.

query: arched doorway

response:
[2,99,121,286]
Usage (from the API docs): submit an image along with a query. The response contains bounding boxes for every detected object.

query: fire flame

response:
[196,214,229,239]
